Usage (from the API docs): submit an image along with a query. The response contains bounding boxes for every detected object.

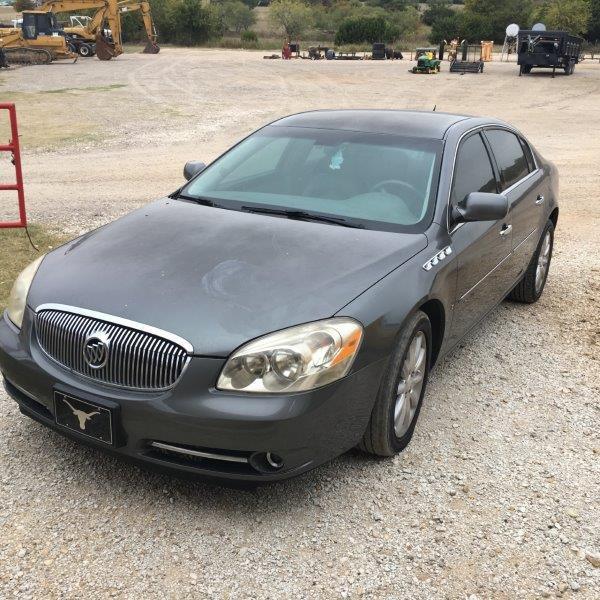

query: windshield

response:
[182,126,442,232]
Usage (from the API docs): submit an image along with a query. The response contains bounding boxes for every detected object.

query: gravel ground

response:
[0,50,599,599]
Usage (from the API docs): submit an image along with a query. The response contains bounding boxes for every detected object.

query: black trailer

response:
[518,30,583,77]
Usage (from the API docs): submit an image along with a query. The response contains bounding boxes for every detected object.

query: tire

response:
[508,220,554,304]
[79,43,92,58]
[359,311,431,457]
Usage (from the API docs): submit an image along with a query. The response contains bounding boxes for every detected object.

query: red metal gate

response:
[0,103,27,229]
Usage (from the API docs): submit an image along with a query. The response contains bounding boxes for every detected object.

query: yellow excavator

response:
[36,0,123,60]
[0,11,77,65]
[36,0,158,59]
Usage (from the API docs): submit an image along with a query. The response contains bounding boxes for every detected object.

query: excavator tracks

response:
[3,47,53,65]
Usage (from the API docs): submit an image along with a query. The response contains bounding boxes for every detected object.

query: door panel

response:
[448,220,514,344]
[446,130,514,344]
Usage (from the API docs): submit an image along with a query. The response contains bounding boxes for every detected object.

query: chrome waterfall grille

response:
[35,306,191,391]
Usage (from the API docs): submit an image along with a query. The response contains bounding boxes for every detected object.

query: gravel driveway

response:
[0,50,599,598]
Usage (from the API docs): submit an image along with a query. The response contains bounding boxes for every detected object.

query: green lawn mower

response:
[411,48,441,74]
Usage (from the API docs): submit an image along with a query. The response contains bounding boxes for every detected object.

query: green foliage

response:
[241,29,258,41]
[269,0,314,39]
[422,1,454,26]
[534,0,591,36]
[218,1,257,33]
[13,0,35,11]
[463,0,533,41]
[429,13,461,42]
[166,0,224,45]
[589,0,600,41]
[335,15,398,44]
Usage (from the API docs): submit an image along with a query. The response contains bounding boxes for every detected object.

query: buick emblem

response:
[83,332,110,369]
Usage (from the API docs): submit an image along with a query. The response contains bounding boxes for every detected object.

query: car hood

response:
[28,199,427,355]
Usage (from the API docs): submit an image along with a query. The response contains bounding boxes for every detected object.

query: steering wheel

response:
[372,179,420,200]
[371,180,423,217]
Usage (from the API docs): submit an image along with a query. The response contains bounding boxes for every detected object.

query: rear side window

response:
[519,137,536,172]
[485,129,530,189]
[450,133,497,208]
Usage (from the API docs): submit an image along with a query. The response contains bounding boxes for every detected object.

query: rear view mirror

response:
[454,192,508,223]
[183,161,206,181]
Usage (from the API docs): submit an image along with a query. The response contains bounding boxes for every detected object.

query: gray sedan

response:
[0,110,558,482]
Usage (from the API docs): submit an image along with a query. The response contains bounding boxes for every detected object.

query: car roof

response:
[269,110,482,140]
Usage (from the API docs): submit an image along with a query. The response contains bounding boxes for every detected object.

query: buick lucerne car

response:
[0,111,558,482]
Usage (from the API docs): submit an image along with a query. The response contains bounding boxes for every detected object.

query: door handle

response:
[500,224,512,237]
[535,194,545,205]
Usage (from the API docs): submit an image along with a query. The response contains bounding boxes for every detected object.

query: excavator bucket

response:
[95,33,117,60]
[143,40,160,54]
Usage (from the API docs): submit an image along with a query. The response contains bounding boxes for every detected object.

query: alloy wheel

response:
[535,231,551,293]
[394,331,426,438]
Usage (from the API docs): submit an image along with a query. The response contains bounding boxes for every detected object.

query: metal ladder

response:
[0,103,27,229]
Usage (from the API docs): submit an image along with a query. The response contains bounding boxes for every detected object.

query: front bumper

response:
[0,309,384,482]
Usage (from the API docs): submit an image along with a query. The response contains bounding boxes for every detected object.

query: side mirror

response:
[183,161,206,181]
[453,192,508,223]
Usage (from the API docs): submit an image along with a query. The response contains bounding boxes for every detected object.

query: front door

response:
[447,131,515,345]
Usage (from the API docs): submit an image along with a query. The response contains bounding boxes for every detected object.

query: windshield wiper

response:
[172,192,222,208]
[241,206,364,228]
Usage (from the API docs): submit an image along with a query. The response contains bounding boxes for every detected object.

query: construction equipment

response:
[35,0,158,58]
[35,0,122,59]
[411,48,441,74]
[0,11,77,64]
[118,1,159,53]
[517,29,583,77]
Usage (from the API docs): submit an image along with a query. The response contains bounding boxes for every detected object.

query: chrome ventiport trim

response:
[35,304,194,353]
[150,441,249,464]
[423,246,453,271]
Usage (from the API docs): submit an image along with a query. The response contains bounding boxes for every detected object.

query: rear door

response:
[484,128,546,278]
[447,131,515,345]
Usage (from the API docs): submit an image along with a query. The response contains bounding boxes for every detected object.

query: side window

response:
[485,129,530,189]
[519,137,536,173]
[450,133,497,209]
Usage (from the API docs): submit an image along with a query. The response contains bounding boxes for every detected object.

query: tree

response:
[220,1,257,32]
[422,1,454,27]
[463,0,533,41]
[167,0,224,45]
[588,0,600,41]
[335,15,397,44]
[13,0,35,11]
[269,0,314,39]
[535,0,591,36]
[429,13,461,42]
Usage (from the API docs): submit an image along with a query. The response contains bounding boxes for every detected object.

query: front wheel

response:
[359,311,431,456]
[508,220,554,303]
[78,43,92,57]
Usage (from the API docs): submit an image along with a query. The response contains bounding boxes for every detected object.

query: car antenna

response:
[432,105,437,111]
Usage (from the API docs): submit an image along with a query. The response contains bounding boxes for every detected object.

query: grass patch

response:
[45,84,127,94]
[0,225,70,312]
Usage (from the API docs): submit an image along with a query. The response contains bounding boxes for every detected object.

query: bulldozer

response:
[0,11,77,65]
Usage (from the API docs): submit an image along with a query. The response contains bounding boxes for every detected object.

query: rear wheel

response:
[508,220,554,303]
[359,311,431,456]
[78,43,92,57]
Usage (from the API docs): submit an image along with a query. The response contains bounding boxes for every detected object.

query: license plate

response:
[54,392,113,445]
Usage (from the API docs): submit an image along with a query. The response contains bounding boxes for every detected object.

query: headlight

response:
[217,318,363,393]
[6,255,45,329]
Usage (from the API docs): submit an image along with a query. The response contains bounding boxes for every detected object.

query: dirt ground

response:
[0,49,599,599]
